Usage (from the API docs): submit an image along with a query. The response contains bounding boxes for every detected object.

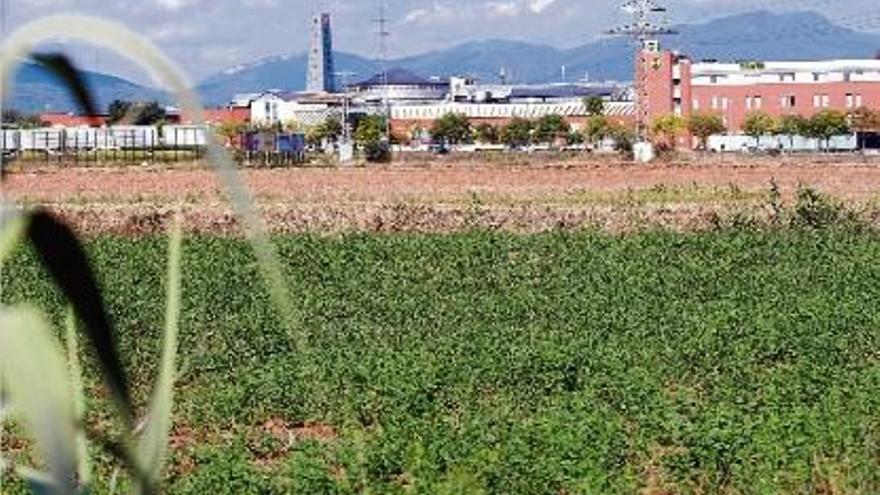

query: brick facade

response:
[642,46,880,147]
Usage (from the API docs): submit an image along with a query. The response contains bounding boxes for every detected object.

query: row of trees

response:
[741,110,852,150]
[427,112,633,151]
[652,107,876,151]
[650,112,727,151]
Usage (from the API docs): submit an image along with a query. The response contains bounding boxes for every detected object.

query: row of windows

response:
[693,93,866,111]
[706,71,867,84]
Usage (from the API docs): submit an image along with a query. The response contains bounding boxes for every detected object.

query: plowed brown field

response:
[6,159,880,234]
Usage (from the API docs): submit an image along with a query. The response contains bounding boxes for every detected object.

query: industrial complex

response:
[14,1,880,159]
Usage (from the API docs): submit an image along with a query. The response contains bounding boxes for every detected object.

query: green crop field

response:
[3,228,880,494]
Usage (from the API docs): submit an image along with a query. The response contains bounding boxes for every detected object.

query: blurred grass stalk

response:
[0,13,299,338]
[0,13,304,493]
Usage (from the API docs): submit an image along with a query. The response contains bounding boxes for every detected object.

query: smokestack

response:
[306,13,336,93]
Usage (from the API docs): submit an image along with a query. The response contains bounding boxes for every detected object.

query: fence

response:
[0,126,307,165]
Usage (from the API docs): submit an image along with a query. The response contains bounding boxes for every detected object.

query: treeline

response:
[2,99,170,128]
[651,107,877,151]
[421,97,634,151]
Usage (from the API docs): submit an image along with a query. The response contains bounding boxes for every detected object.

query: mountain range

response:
[8,10,880,112]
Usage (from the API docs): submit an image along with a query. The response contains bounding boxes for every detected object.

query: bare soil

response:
[6,158,880,234]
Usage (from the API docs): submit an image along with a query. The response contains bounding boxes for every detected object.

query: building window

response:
[857,94,864,107]
[782,95,796,108]
[813,94,830,108]
[779,73,795,83]
[710,75,719,84]
[846,93,854,108]
[711,96,719,110]
[755,96,763,109]
[693,98,700,110]
[813,73,821,82]
[746,96,752,110]
[721,97,729,110]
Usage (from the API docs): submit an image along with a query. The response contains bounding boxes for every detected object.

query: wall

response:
[691,81,880,131]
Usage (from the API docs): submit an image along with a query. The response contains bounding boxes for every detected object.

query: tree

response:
[806,110,849,151]
[306,116,343,147]
[107,100,166,125]
[500,118,533,149]
[431,112,471,145]
[688,112,726,151]
[742,112,777,149]
[2,110,43,129]
[354,114,390,162]
[533,114,570,146]
[775,114,809,151]
[607,121,635,156]
[473,123,499,144]
[214,121,247,146]
[584,96,605,117]
[567,130,585,146]
[651,114,686,149]
[584,115,610,147]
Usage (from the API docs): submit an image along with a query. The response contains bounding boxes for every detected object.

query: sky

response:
[4,0,880,84]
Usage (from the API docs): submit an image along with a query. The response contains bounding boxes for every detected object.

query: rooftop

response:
[354,68,449,89]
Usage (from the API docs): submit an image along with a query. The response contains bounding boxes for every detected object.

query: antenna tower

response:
[605,0,677,140]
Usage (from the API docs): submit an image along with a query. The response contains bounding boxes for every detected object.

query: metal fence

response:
[0,126,307,165]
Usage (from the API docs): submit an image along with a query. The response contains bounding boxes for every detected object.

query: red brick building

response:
[641,42,880,146]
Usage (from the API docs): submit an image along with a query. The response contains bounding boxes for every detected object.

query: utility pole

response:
[334,70,356,141]
[374,0,391,140]
[334,70,356,163]
[605,0,677,142]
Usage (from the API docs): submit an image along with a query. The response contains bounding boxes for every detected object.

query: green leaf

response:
[64,307,90,487]
[26,209,133,425]
[136,217,183,494]
[30,53,99,121]
[0,214,28,267]
[0,307,78,494]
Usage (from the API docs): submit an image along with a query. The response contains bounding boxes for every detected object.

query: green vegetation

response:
[431,113,472,145]
[2,110,44,129]
[353,114,390,162]
[4,219,880,494]
[687,112,726,151]
[500,117,533,149]
[532,114,570,146]
[583,96,606,117]
[742,111,777,148]
[804,110,850,151]
[307,117,343,147]
[651,114,687,149]
[107,99,168,126]
[472,123,500,145]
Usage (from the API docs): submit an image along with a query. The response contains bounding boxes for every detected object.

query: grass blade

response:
[136,217,182,494]
[0,213,28,267]
[64,307,90,488]
[0,307,78,494]
[26,209,133,425]
[30,53,99,122]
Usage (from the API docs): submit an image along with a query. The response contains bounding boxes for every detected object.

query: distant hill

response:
[10,10,880,111]
[196,52,379,106]
[8,61,166,114]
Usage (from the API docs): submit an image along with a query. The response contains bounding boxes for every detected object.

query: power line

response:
[605,0,678,140]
